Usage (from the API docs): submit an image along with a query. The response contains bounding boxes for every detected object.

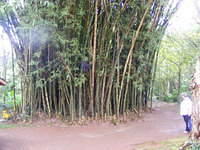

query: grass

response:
[0,122,32,129]
[0,123,19,129]
[135,136,188,150]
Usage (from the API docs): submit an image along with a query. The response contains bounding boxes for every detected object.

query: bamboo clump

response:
[0,0,182,121]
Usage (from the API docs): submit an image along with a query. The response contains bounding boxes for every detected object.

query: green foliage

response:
[163,86,187,102]
[0,83,21,107]
[154,31,200,101]
[0,124,18,129]
[1,0,182,119]
[136,136,186,150]
[163,91,178,102]
[0,48,21,108]
[190,142,200,150]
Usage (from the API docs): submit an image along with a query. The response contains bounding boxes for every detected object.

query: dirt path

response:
[0,104,185,150]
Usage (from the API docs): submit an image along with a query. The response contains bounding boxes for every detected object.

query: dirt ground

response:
[0,103,185,150]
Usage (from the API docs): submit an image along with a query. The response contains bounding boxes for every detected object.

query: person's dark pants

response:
[183,115,192,132]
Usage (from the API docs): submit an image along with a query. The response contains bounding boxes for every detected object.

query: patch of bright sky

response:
[0,26,11,57]
[167,0,199,33]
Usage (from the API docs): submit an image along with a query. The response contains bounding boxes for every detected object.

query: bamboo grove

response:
[0,0,181,121]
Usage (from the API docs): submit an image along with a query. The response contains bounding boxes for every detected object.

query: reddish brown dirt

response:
[0,104,185,150]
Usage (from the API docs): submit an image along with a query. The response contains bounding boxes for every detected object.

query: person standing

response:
[180,93,193,133]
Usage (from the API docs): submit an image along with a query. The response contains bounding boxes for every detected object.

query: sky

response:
[0,26,11,57]
[167,0,199,33]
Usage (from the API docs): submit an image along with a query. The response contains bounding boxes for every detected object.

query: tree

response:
[180,57,200,150]
[192,57,200,140]
[0,0,182,121]
[154,33,200,101]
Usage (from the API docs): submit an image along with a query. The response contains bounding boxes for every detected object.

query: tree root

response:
[179,141,192,150]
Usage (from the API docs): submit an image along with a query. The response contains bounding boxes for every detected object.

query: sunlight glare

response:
[167,0,198,33]
[0,26,12,57]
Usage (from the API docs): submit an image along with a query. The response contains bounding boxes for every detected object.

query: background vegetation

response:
[154,30,200,102]
[0,0,183,121]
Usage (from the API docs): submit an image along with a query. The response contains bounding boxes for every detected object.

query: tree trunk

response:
[192,57,200,140]
[178,66,181,95]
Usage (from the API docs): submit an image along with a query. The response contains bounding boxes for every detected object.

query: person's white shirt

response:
[180,97,192,116]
